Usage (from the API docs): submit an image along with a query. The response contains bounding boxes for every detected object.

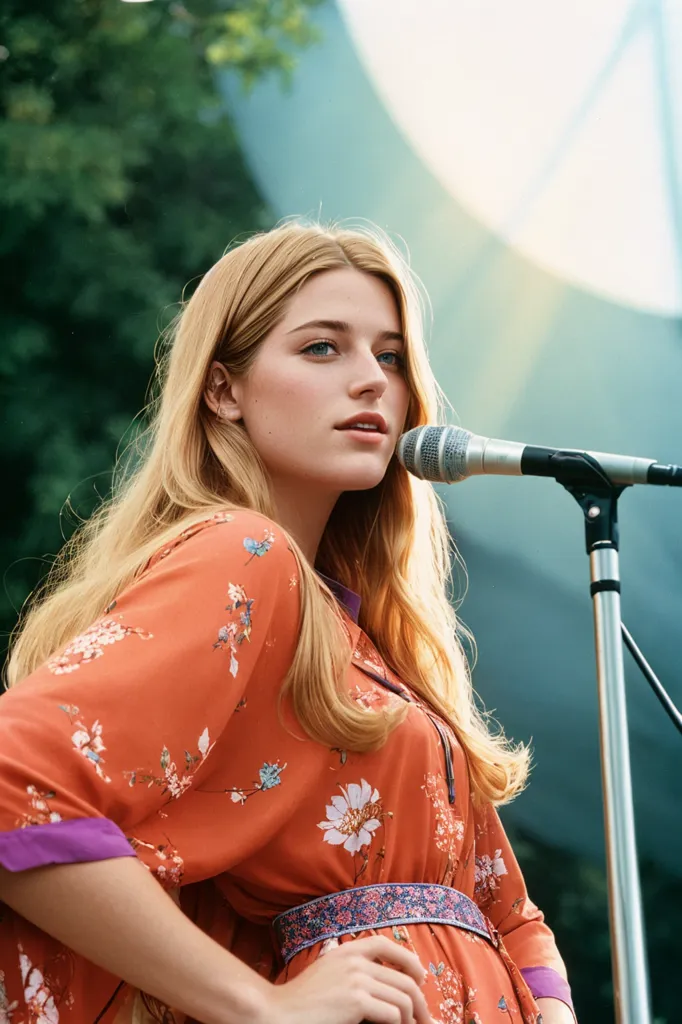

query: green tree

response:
[0,0,322,647]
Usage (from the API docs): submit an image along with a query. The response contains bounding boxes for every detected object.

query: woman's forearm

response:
[0,857,268,1024]
[535,996,577,1023]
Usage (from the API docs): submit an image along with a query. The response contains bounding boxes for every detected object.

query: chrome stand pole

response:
[549,451,652,1023]
[588,539,651,1023]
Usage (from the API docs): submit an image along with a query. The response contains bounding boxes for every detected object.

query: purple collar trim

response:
[317,572,361,623]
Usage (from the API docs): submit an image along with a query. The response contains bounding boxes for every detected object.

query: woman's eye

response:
[301,341,403,367]
[302,340,336,357]
[377,351,404,368]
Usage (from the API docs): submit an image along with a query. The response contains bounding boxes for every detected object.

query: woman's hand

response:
[259,935,433,1024]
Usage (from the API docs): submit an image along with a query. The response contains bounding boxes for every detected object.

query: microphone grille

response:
[397,427,420,474]
[397,426,446,481]
[397,425,472,482]
[416,426,445,481]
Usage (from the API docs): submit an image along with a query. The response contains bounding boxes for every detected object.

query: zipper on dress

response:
[355,664,456,804]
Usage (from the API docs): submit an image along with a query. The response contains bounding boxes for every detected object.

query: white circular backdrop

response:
[339,0,682,315]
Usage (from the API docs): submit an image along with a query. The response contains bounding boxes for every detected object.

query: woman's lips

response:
[336,426,386,444]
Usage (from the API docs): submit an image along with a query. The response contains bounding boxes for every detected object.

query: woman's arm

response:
[536,997,577,1023]
[0,857,267,1024]
[0,857,431,1024]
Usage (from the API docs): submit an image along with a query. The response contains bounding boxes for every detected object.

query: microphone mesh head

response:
[397,428,420,475]
[397,425,472,482]
[417,427,444,481]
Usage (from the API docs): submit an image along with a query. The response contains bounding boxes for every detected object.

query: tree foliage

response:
[0,0,322,641]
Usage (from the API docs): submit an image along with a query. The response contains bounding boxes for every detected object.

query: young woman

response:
[0,221,576,1024]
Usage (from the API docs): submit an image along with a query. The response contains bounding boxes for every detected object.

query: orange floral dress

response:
[0,510,574,1024]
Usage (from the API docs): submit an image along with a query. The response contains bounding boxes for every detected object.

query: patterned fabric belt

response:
[272,882,494,964]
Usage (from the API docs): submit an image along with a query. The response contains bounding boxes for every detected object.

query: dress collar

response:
[316,572,361,623]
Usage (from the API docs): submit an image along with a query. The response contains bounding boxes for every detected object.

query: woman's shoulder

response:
[144,508,297,580]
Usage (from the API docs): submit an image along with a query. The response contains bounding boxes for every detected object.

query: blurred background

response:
[1,1,681,1020]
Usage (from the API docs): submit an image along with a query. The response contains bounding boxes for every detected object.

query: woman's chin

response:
[334,468,390,492]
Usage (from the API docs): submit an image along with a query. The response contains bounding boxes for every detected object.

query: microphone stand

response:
[550,451,651,1024]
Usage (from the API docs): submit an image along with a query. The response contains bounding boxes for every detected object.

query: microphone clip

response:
[549,450,628,552]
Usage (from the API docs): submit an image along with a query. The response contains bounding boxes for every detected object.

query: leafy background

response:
[1,3,679,1020]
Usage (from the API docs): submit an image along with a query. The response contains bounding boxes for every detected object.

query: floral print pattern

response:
[428,961,482,1024]
[317,779,391,882]
[350,683,383,709]
[59,705,111,783]
[274,882,491,964]
[318,779,384,855]
[422,773,464,886]
[201,759,287,804]
[153,511,234,566]
[0,972,18,1024]
[15,786,62,829]
[243,529,275,562]
[128,836,184,890]
[18,947,59,1024]
[214,583,256,677]
[47,619,152,675]
[474,849,509,907]
[123,727,214,802]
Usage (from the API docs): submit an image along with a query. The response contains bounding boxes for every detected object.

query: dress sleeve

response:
[471,801,576,1018]
[0,511,299,873]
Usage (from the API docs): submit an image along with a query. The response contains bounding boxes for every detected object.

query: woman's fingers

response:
[361,982,413,1024]
[340,935,427,987]
[268,933,434,1024]
[365,961,432,1024]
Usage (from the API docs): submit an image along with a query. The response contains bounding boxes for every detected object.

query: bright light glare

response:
[339,0,682,316]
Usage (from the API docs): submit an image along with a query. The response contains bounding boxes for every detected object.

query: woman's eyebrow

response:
[287,318,405,344]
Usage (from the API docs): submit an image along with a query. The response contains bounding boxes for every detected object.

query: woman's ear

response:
[204,361,243,422]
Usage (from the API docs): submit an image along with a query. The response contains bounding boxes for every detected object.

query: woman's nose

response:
[348,352,389,397]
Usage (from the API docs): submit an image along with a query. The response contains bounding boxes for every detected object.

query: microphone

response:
[396,425,682,487]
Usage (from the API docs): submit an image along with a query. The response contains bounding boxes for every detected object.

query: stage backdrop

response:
[221,0,682,874]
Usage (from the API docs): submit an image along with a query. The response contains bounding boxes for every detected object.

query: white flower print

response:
[128,836,184,890]
[428,963,481,1024]
[16,786,62,829]
[318,779,383,854]
[0,970,19,1024]
[18,948,58,1024]
[124,728,215,802]
[214,582,255,677]
[421,773,464,885]
[350,684,383,710]
[47,617,152,675]
[227,582,247,605]
[59,705,111,783]
[474,848,508,906]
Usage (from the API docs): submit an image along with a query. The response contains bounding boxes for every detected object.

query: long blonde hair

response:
[6,220,529,805]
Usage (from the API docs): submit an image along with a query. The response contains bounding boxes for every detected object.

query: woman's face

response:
[224,267,411,500]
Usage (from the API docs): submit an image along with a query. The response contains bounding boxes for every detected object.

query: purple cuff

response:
[0,818,137,872]
[521,967,574,1015]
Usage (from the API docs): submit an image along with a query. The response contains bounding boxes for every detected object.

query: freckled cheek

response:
[247,378,329,444]
[267,376,331,422]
